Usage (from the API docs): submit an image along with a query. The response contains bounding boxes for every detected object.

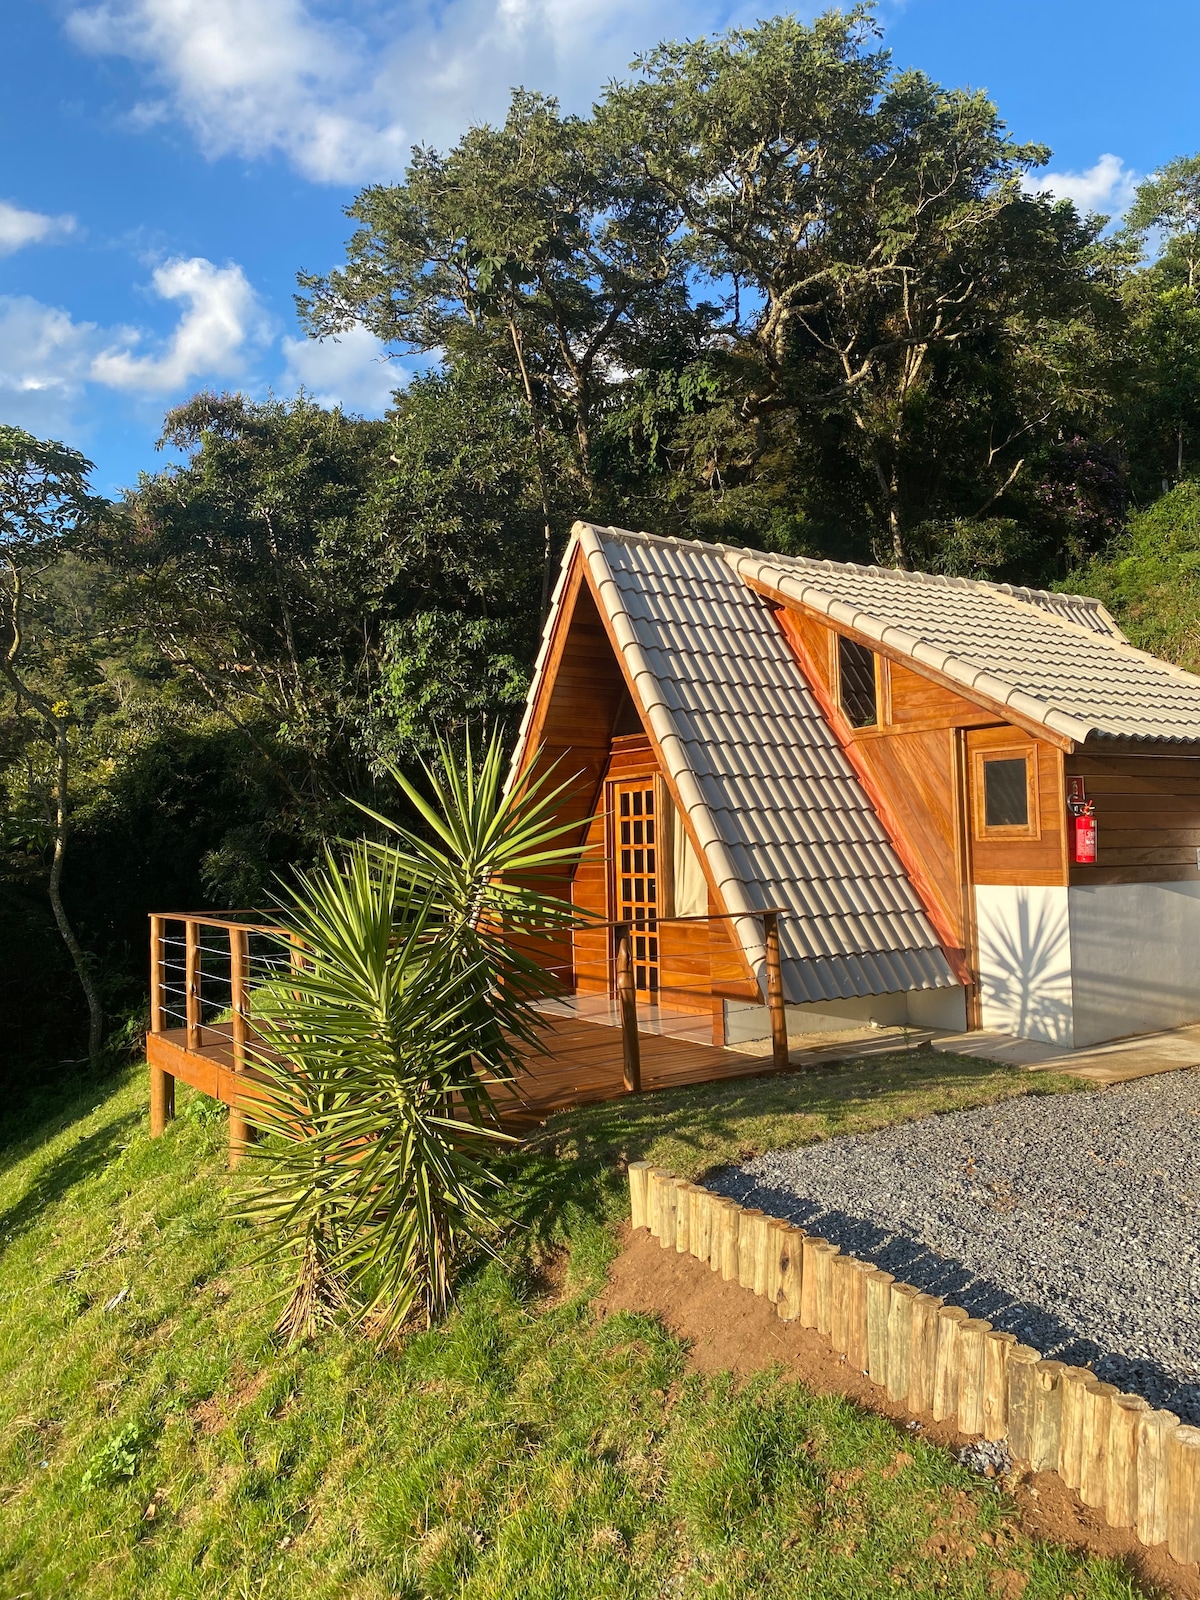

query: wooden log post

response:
[771,1216,800,1305]
[813,1240,839,1337]
[658,1176,681,1248]
[886,1284,919,1405]
[775,1225,804,1322]
[615,924,642,1094]
[1167,1425,1200,1566]
[932,1307,970,1423]
[674,1182,693,1254]
[1005,1346,1043,1464]
[865,1269,895,1387]
[1137,1410,1179,1549]
[762,910,788,1072]
[185,917,201,1052]
[907,1294,943,1413]
[799,1235,828,1329]
[845,1259,873,1373]
[737,1209,766,1291]
[628,1162,652,1230]
[689,1185,713,1264]
[1107,1394,1150,1529]
[148,915,174,1137]
[1080,1381,1119,1511]
[647,1169,672,1241]
[228,924,251,1167]
[717,1200,741,1282]
[982,1330,1016,1441]
[1057,1367,1095,1491]
[1030,1360,1066,1472]
[956,1319,993,1437]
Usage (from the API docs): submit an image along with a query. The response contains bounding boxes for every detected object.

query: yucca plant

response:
[242,732,585,1341]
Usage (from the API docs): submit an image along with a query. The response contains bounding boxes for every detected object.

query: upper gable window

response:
[837,635,878,728]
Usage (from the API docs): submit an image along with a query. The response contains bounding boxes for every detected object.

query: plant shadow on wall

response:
[973,888,1073,1046]
[239,731,587,1341]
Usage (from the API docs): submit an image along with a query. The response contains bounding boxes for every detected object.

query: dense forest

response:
[3,8,1200,1090]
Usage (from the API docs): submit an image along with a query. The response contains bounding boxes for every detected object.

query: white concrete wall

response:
[1068,881,1200,1047]
[974,885,1074,1047]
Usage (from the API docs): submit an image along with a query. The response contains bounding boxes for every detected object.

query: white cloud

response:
[280,324,400,414]
[0,199,77,256]
[64,0,763,185]
[1026,153,1139,221]
[91,257,271,393]
[0,296,97,434]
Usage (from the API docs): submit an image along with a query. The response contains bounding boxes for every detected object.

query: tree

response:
[297,90,697,611]
[603,10,1125,566]
[1123,156,1200,488]
[0,426,108,1065]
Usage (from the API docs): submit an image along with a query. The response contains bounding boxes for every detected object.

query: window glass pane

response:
[984,757,1029,827]
[838,635,878,727]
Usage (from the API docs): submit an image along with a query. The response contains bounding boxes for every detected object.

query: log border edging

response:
[627,1162,1200,1568]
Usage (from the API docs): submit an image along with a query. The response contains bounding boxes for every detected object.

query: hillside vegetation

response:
[0,1053,1150,1600]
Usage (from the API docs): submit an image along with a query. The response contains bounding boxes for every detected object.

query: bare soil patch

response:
[597,1226,1200,1600]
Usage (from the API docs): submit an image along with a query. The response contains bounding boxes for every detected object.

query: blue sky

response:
[3,0,1198,497]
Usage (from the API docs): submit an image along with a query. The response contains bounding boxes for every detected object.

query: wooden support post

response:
[956,1319,992,1436]
[886,1284,919,1404]
[830,1253,857,1355]
[185,917,201,1051]
[658,1176,680,1248]
[1030,1360,1066,1472]
[1005,1346,1043,1464]
[1137,1410,1179,1549]
[982,1330,1016,1441]
[647,1169,672,1241]
[799,1235,826,1329]
[689,1185,712,1263]
[628,1162,652,1230]
[615,923,641,1094]
[865,1269,895,1386]
[762,910,788,1072]
[1080,1381,1119,1510]
[907,1294,943,1412]
[813,1240,839,1336]
[845,1260,873,1373]
[149,915,165,1035]
[775,1225,804,1322]
[1107,1394,1149,1529]
[1168,1425,1200,1566]
[932,1306,970,1423]
[228,925,250,1168]
[1057,1367,1094,1491]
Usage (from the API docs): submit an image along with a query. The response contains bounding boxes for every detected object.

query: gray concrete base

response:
[933,1024,1200,1084]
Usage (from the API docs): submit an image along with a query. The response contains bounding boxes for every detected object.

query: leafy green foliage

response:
[243,734,585,1338]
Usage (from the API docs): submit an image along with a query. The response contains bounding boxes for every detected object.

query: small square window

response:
[984,758,1029,828]
[838,635,878,728]
[973,746,1039,839]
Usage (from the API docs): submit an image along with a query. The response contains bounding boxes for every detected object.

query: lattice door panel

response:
[613,780,660,998]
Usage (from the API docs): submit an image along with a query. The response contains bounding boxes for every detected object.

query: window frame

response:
[972,744,1041,841]
[834,632,885,731]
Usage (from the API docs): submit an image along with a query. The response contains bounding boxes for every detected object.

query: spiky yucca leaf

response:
[242,733,587,1340]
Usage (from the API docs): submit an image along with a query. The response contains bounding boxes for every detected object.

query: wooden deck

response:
[147,1011,936,1136]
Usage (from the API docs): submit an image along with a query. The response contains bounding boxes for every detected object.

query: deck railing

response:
[146,905,790,1155]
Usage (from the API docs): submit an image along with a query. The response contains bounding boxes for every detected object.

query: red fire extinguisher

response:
[1071,798,1097,864]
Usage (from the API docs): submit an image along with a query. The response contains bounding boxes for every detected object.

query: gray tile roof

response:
[730,549,1200,746]
[514,522,959,1005]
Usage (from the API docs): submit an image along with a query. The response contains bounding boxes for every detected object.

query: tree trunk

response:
[507,319,557,623]
[47,716,103,1066]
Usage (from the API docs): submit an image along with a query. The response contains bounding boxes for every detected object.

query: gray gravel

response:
[709,1070,1200,1422]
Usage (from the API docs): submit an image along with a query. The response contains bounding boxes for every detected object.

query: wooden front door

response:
[613,779,660,998]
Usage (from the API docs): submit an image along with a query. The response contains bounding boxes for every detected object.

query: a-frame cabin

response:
[509,522,1200,1052]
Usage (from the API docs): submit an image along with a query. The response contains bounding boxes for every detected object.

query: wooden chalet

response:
[511,522,1200,1052]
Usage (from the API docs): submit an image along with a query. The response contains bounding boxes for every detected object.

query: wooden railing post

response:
[615,922,642,1093]
[228,925,251,1166]
[763,910,788,1071]
[148,914,174,1136]
[185,918,202,1051]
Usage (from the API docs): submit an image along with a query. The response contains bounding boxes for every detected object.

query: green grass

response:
[0,1050,1148,1600]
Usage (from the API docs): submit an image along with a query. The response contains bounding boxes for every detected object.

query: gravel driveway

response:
[709,1068,1200,1422]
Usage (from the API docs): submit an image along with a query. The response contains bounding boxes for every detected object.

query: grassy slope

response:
[0,1052,1149,1600]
